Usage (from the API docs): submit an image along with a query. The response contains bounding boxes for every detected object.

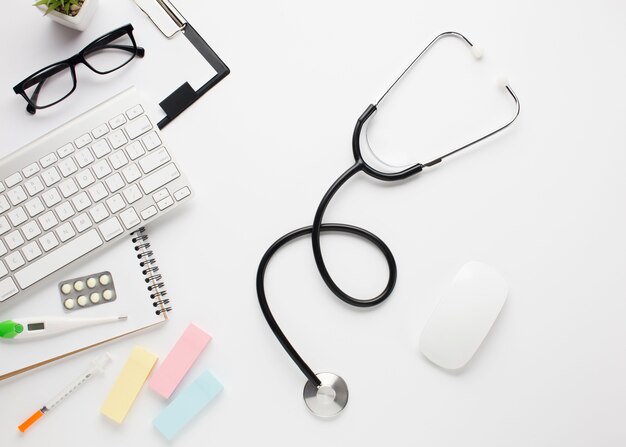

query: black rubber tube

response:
[256,166,398,388]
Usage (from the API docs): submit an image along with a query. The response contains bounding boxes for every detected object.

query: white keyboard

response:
[0,87,192,304]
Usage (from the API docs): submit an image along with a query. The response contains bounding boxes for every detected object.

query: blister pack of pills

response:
[59,271,118,312]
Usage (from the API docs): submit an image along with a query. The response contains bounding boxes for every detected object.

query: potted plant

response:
[34,0,99,31]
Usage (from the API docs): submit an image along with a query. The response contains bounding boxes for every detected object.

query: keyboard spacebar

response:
[15,229,104,289]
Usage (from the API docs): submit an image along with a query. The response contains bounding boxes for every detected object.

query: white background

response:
[1,0,625,445]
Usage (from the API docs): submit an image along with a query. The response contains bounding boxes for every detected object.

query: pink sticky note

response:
[149,323,212,399]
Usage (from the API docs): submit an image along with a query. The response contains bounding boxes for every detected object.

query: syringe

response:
[18,352,112,433]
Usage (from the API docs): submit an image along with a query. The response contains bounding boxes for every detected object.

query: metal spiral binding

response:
[131,227,172,316]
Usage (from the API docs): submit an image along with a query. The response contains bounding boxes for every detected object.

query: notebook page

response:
[0,233,165,380]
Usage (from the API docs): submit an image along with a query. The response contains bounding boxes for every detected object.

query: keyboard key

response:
[22,163,40,178]
[106,194,125,213]
[92,123,109,139]
[74,133,92,148]
[0,277,19,301]
[59,179,79,198]
[109,114,127,129]
[123,184,142,204]
[24,176,45,196]
[89,203,109,223]
[139,163,180,194]
[0,260,7,278]
[38,211,58,231]
[109,151,129,170]
[42,188,62,207]
[92,140,112,158]
[122,164,141,183]
[125,141,145,161]
[39,232,59,252]
[0,182,4,193]
[6,172,23,188]
[153,189,169,202]
[120,207,140,229]
[0,241,6,256]
[15,229,103,288]
[125,115,153,139]
[126,104,144,120]
[7,186,27,205]
[139,148,170,174]
[23,241,42,261]
[140,206,157,220]
[0,217,10,235]
[93,160,112,179]
[59,158,78,177]
[40,153,58,168]
[157,196,174,210]
[88,183,108,202]
[105,173,125,193]
[75,148,95,168]
[6,252,25,271]
[72,192,92,212]
[22,221,41,241]
[8,207,27,226]
[174,186,191,201]
[56,222,76,242]
[141,132,161,151]
[57,143,75,158]
[6,229,25,249]
[72,213,92,233]
[55,202,75,221]
[108,130,127,149]
[99,217,123,241]
[76,169,96,188]
[42,167,62,186]
[25,197,45,217]
[0,196,10,213]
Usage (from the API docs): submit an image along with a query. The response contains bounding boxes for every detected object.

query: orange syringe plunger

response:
[18,409,45,433]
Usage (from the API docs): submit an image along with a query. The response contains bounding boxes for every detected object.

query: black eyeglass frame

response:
[13,23,145,114]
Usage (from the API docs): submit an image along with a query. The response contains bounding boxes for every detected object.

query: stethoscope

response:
[256,31,521,418]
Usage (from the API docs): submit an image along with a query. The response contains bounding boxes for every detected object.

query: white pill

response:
[77,295,88,307]
[90,292,101,304]
[87,277,97,288]
[61,283,73,294]
[99,274,111,286]
[103,289,115,301]
[64,298,75,310]
[74,280,85,291]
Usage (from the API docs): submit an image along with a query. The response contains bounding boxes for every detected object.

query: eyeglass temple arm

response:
[90,44,145,57]
[373,31,521,168]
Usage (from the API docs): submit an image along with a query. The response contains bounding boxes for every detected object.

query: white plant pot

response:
[37,0,99,32]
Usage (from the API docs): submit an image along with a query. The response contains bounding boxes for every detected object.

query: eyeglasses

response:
[13,24,145,114]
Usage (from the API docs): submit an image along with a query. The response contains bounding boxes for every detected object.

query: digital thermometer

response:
[0,316,127,341]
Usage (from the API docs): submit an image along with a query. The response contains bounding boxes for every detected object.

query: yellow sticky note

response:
[101,346,158,423]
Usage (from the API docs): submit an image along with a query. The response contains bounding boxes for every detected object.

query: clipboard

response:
[134,0,230,129]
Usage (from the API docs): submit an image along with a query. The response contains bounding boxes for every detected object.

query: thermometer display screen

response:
[27,322,45,331]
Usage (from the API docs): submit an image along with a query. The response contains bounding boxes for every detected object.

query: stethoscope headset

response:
[256,31,521,417]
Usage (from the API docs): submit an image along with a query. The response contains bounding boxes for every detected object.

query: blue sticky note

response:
[153,370,223,440]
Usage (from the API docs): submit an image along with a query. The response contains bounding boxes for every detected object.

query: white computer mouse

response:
[419,261,508,370]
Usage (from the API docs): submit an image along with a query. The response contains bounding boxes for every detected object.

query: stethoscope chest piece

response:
[303,373,349,418]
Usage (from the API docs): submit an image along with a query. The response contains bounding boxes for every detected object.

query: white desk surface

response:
[1,0,625,445]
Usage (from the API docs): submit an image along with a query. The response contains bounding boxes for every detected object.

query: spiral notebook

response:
[0,227,170,381]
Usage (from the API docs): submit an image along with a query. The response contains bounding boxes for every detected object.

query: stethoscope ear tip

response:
[471,44,484,60]
[496,75,510,90]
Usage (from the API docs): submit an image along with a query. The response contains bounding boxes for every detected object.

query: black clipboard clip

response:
[134,0,230,129]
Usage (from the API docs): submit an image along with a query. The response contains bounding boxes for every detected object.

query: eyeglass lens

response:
[83,30,137,74]
[23,63,75,109]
